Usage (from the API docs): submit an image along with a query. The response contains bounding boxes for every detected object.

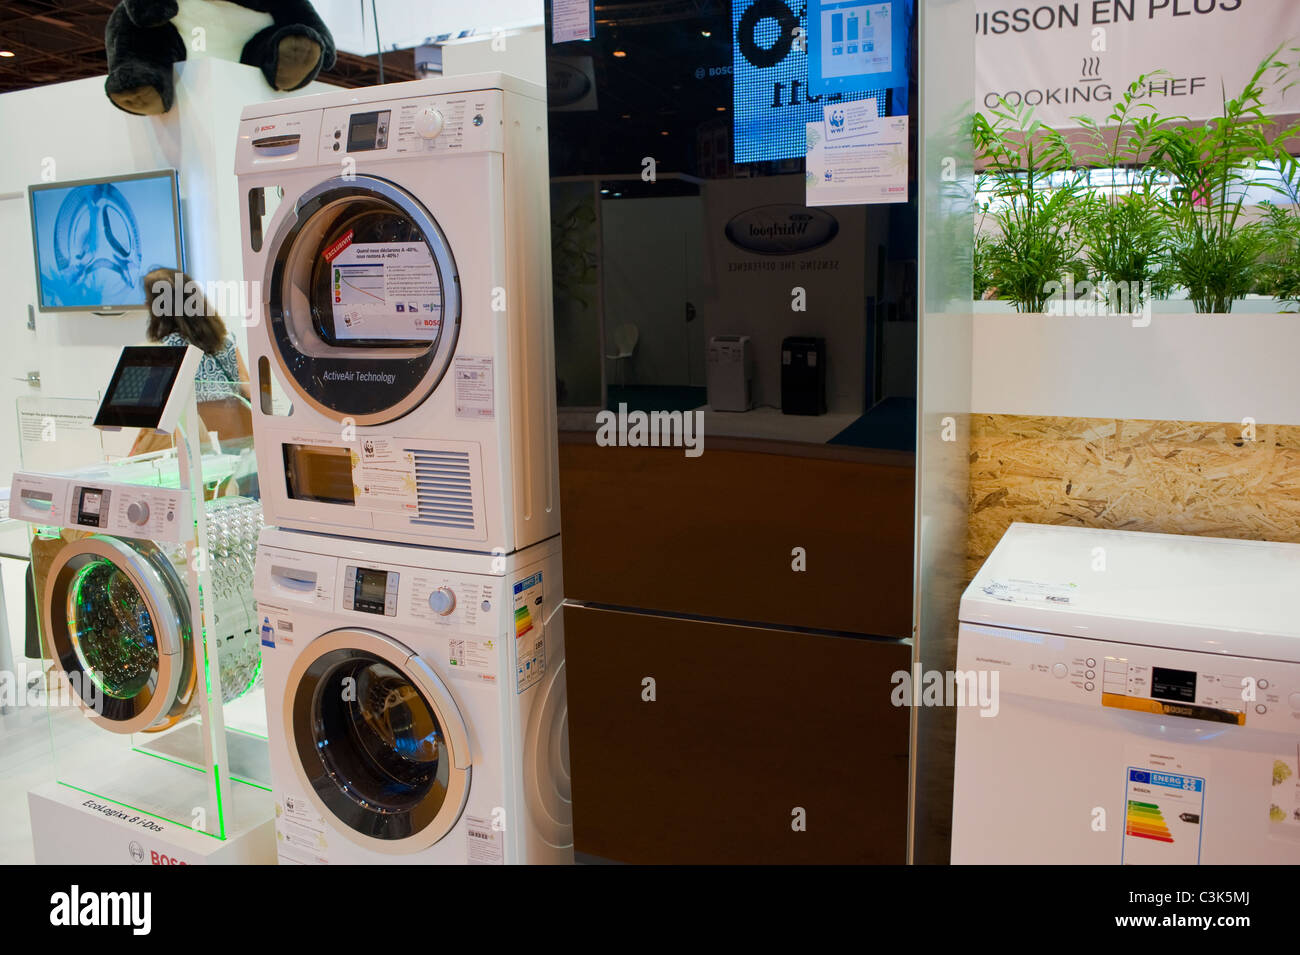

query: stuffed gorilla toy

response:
[105,0,336,115]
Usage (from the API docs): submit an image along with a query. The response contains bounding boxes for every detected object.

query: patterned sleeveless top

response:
[161,332,242,402]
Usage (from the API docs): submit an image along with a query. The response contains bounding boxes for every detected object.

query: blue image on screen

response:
[807,0,911,99]
[732,0,886,164]
[30,173,181,310]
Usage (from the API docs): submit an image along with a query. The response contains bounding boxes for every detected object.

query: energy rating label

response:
[1122,766,1205,865]
[513,572,544,695]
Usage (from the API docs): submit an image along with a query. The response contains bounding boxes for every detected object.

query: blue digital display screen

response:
[29,171,183,311]
[806,0,910,97]
[732,0,887,163]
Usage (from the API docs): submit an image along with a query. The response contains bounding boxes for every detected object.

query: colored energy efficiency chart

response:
[1122,767,1205,864]
[1125,800,1172,842]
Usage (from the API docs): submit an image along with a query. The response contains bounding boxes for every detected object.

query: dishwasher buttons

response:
[1085,682,1095,691]
[1052,663,1068,678]
[1256,703,1267,715]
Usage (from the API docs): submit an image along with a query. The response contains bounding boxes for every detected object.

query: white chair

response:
[605,322,639,387]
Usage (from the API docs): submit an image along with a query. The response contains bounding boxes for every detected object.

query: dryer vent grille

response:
[408,449,477,530]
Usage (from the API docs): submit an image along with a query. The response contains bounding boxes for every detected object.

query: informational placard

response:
[327,240,442,341]
[350,437,418,512]
[454,356,495,419]
[552,0,593,43]
[976,0,1300,127]
[806,110,908,206]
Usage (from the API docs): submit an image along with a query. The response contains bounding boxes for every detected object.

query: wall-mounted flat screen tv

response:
[28,169,184,312]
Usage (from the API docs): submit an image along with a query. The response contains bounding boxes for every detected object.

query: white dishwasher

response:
[951,523,1300,864]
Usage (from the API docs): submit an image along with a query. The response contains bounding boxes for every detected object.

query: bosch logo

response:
[128,841,145,863]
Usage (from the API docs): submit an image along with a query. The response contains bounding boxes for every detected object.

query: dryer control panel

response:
[9,471,190,541]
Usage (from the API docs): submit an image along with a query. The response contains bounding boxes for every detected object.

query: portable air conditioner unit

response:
[707,336,753,412]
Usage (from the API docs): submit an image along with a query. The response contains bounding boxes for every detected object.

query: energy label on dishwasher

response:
[1122,766,1206,865]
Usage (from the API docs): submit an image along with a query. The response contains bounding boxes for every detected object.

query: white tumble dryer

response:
[951,523,1300,865]
[254,528,572,864]
[235,73,559,553]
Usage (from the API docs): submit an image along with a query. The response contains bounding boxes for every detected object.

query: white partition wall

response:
[911,0,976,865]
[0,58,328,479]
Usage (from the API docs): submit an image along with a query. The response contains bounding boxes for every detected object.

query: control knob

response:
[414,107,444,140]
[428,587,456,615]
[126,501,150,526]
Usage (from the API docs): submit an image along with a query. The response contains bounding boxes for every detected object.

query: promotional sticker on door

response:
[350,437,418,512]
[328,240,443,341]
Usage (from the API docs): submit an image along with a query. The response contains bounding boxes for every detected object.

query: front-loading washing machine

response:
[235,73,559,554]
[951,522,1300,864]
[254,528,571,863]
[11,469,264,733]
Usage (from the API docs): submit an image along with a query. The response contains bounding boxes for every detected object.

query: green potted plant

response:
[973,101,1084,312]
[1146,47,1300,313]
[1073,75,1174,309]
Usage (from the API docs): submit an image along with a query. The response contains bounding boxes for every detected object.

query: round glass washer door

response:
[284,630,471,853]
[264,175,461,426]
[42,536,192,733]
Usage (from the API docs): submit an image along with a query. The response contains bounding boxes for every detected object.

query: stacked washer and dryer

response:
[235,73,572,864]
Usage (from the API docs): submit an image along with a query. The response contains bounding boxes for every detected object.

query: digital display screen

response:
[109,365,173,408]
[1151,666,1197,703]
[357,568,388,603]
[806,0,910,96]
[347,110,391,152]
[93,346,187,430]
[29,171,182,312]
[80,490,102,516]
[732,0,886,162]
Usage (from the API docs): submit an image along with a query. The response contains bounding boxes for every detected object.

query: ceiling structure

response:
[0,0,415,95]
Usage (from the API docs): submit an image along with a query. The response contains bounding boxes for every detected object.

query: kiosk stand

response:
[12,346,274,864]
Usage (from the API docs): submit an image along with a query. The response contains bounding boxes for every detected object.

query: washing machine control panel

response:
[328,556,502,637]
[317,91,504,161]
[342,564,399,616]
[9,472,189,541]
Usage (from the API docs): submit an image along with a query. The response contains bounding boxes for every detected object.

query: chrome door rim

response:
[42,536,186,734]
[262,175,462,426]
[282,628,472,854]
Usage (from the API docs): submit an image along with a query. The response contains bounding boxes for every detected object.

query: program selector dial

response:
[414,107,445,139]
[428,587,456,615]
[126,501,150,526]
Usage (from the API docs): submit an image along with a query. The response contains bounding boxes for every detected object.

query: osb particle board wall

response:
[967,415,1300,579]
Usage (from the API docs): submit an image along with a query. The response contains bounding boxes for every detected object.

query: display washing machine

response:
[951,523,1300,864]
[235,73,559,554]
[11,469,263,733]
[254,528,571,864]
